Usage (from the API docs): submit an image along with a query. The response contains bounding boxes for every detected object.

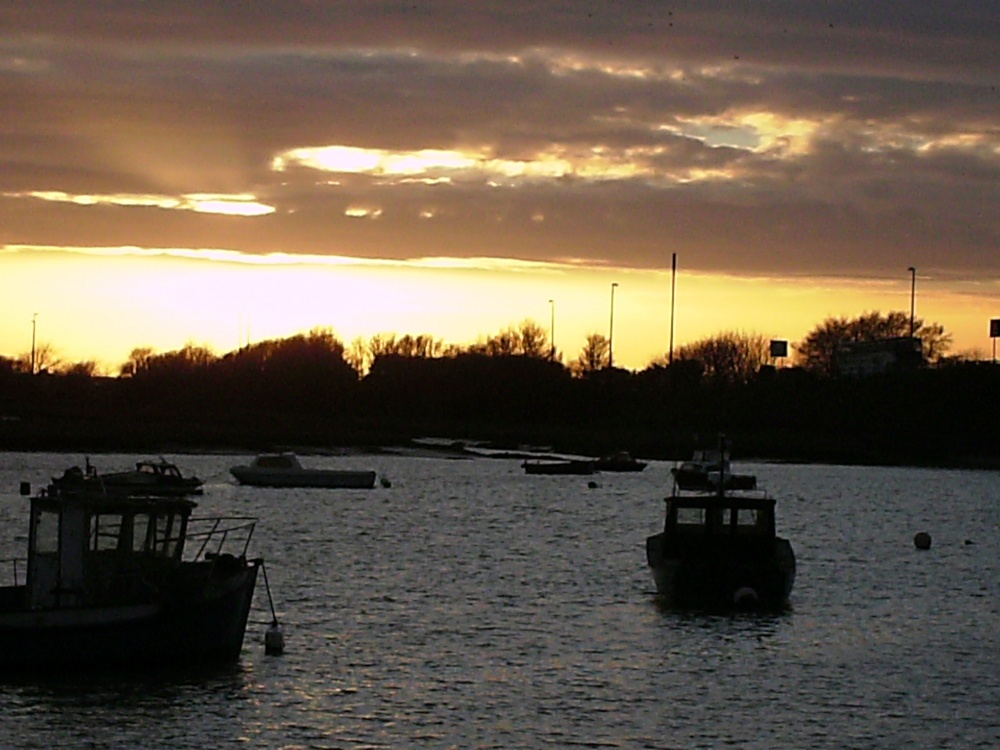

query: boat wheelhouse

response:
[0,483,264,670]
[646,487,795,610]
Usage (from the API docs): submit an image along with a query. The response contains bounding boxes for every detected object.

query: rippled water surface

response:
[1,451,998,748]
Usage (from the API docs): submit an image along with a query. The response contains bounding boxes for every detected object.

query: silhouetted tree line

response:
[0,314,996,467]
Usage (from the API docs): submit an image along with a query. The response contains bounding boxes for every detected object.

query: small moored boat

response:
[594,451,647,472]
[670,442,756,491]
[521,459,596,475]
[53,457,204,497]
[647,444,795,611]
[230,452,377,489]
[0,481,267,671]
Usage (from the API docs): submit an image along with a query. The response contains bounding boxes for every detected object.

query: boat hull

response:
[230,468,377,488]
[522,460,596,475]
[0,561,260,671]
[646,533,795,610]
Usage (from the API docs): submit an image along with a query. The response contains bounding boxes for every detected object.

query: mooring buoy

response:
[265,621,285,656]
[914,531,932,550]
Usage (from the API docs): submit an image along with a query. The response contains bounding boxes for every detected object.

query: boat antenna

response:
[717,433,729,498]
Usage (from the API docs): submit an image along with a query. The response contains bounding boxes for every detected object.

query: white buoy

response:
[265,622,285,656]
[914,532,932,550]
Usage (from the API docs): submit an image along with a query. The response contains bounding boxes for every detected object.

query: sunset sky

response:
[2,2,998,372]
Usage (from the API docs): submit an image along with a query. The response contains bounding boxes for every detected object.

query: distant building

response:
[835,337,924,376]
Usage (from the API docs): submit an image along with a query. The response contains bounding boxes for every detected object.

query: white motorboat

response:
[230,453,377,489]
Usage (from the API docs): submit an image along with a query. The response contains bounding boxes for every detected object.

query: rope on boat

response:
[259,559,285,655]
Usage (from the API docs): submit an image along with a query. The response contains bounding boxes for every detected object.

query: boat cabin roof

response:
[250,453,303,469]
[668,493,774,511]
[687,449,723,465]
[32,488,197,516]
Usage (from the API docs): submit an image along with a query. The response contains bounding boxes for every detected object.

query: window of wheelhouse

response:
[150,512,184,558]
[130,512,177,556]
[132,513,152,552]
[735,507,762,534]
[673,505,706,532]
[32,508,60,554]
[88,512,126,551]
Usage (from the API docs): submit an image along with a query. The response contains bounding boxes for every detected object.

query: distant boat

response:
[594,451,647,472]
[52,457,204,497]
[522,459,596,475]
[0,481,266,670]
[670,442,756,492]
[648,439,794,610]
[230,453,377,489]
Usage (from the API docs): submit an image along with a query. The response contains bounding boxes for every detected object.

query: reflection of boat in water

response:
[670,441,756,491]
[647,443,794,611]
[522,459,596,475]
[594,451,647,472]
[230,452,377,489]
[53,457,204,497]
[0,481,270,671]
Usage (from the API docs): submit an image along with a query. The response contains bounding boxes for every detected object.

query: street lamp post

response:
[908,267,916,337]
[30,313,37,375]
[669,253,677,364]
[609,282,618,369]
[548,299,555,360]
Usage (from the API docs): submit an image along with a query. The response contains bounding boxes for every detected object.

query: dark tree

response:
[796,311,952,375]
[675,331,770,384]
[572,333,609,376]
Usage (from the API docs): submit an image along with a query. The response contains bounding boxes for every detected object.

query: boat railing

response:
[185,516,258,562]
[0,557,25,587]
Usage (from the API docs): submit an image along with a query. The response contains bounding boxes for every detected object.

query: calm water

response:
[0,451,997,749]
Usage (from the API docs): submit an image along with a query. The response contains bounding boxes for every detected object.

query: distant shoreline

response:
[3,422,998,471]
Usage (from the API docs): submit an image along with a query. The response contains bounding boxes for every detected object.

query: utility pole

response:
[549,299,555,360]
[31,313,37,375]
[669,253,677,364]
[608,282,618,369]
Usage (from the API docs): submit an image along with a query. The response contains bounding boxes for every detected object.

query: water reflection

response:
[4,662,253,706]
[0,453,997,748]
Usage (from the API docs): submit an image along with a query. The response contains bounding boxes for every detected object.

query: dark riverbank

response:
[3,412,998,471]
[2,358,997,470]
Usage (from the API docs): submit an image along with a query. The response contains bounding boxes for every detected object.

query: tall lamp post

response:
[669,253,677,364]
[548,299,555,360]
[608,282,618,369]
[30,313,37,375]
[907,267,917,336]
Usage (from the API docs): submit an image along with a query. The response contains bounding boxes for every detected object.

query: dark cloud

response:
[1,1,998,281]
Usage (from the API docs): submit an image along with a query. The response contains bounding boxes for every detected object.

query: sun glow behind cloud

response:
[274,144,652,184]
[8,191,275,217]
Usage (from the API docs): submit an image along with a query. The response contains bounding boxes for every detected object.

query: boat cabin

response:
[250,453,304,470]
[663,494,776,539]
[134,460,187,479]
[678,449,723,472]
[26,488,196,609]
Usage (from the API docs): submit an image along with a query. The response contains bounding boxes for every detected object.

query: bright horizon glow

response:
[1,246,997,374]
